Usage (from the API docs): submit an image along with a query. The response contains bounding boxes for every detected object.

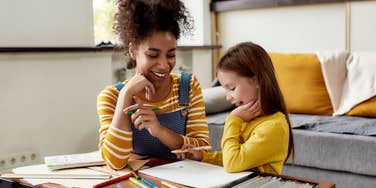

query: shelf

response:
[0,45,221,53]
[211,0,364,12]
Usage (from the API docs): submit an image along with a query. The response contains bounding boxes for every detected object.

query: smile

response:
[152,71,167,78]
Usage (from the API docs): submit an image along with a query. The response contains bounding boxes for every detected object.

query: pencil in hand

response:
[171,146,212,154]
[127,107,161,115]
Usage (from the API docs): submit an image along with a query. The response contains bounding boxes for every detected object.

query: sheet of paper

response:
[12,164,108,187]
[140,160,253,188]
[89,159,150,176]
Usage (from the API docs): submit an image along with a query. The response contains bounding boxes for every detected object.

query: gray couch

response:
[203,87,376,188]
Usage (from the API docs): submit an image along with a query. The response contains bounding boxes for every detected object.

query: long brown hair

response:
[216,42,294,163]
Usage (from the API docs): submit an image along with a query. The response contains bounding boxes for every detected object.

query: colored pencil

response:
[161,181,179,188]
[130,177,148,188]
[141,177,158,188]
[171,145,212,154]
[92,172,133,188]
[127,107,161,115]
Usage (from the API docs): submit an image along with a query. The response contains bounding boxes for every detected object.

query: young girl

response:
[97,0,210,170]
[177,42,294,175]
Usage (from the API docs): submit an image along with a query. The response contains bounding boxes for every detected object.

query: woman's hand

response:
[175,144,203,161]
[123,101,162,137]
[230,96,263,122]
[122,73,155,99]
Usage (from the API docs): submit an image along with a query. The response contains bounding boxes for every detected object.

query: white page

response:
[140,160,253,188]
[44,150,104,170]
[12,164,107,187]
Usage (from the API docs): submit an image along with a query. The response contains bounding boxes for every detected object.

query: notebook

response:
[8,164,110,187]
[44,151,105,170]
[140,159,253,188]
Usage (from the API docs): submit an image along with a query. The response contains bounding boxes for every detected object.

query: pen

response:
[141,177,158,188]
[127,107,161,115]
[126,164,140,179]
[92,172,133,188]
[161,181,178,188]
[171,145,212,154]
[130,177,149,188]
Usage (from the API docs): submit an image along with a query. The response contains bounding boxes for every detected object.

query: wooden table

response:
[102,157,336,188]
[2,157,335,188]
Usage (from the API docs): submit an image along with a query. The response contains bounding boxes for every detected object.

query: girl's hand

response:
[122,73,155,99]
[230,96,263,122]
[175,144,203,161]
[123,100,162,137]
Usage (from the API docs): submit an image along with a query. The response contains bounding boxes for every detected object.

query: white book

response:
[9,164,110,187]
[44,151,105,170]
[140,159,253,188]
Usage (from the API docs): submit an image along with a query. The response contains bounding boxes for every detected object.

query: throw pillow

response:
[347,96,376,117]
[269,52,333,115]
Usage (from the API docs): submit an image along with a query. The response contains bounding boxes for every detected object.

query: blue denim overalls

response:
[114,73,190,159]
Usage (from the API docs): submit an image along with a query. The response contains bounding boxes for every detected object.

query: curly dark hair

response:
[115,0,193,69]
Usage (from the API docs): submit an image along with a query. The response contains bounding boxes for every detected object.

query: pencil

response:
[141,177,158,188]
[171,145,212,154]
[130,177,148,188]
[127,107,161,115]
[92,172,133,188]
[161,181,179,188]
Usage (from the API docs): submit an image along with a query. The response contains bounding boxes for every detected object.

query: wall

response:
[0,52,113,170]
[179,0,212,46]
[0,0,94,47]
[217,1,376,53]
[217,3,346,54]
[0,0,100,171]
[350,1,376,51]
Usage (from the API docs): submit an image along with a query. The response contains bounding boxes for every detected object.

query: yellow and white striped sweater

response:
[97,73,210,169]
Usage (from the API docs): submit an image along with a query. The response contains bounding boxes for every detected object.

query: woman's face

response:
[217,69,259,107]
[130,31,177,85]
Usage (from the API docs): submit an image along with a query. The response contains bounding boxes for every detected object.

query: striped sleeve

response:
[97,86,132,169]
[182,75,211,147]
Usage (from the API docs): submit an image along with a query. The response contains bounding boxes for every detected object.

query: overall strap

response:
[178,72,191,107]
[114,82,125,91]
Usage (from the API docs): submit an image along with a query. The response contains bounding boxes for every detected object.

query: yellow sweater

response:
[202,112,289,175]
[97,73,210,169]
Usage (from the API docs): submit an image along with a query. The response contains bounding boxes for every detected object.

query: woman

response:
[97,0,210,169]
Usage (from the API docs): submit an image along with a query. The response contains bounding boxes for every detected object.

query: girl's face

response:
[130,31,176,86]
[217,70,259,107]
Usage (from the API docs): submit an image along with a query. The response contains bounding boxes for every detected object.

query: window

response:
[93,0,116,45]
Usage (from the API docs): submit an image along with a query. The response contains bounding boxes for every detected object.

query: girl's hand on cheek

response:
[230,97,263,122]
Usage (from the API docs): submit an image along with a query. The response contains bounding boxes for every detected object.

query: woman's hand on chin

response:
[123,73,155,97]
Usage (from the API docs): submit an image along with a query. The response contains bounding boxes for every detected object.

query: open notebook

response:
[140,160,253,188]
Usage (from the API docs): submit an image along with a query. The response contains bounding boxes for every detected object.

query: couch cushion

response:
[289,114,376,136]
[202,86,234,115]
[269,52,333,115]
[283,164,376,188]
[287,129,376,176]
